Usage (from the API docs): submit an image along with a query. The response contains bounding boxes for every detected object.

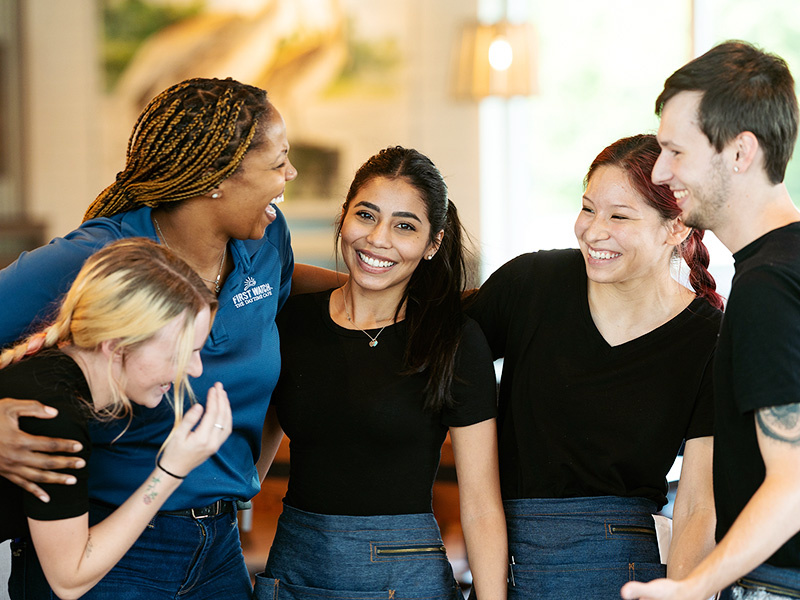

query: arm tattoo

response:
[143,475,161,505]
[756,403,800,444]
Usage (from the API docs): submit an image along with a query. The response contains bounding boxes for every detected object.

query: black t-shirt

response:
[714,223,800,568]
[273,290,497,516]
[0,351,92,541]
[467,249,722,508]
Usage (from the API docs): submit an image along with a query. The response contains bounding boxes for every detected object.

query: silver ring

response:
[214,423,224,430]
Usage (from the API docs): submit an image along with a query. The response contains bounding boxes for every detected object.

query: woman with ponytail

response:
[467,134,723,598]
[254,146,507,600]
[1,238,230,599]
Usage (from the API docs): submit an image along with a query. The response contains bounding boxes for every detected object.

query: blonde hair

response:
[83,77,270,221]
[0,239,217,424]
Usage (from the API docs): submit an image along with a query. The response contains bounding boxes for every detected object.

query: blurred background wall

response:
[3,0,800,294]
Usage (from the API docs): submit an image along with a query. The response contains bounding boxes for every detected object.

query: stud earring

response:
[425,255,433,260]
[733,166,739,173]
[211,191,221,199]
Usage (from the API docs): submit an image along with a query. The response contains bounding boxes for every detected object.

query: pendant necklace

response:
[342,289,388,348]
[153,217,226,294]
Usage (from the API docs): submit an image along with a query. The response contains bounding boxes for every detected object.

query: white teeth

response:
[272,194,284,204]
[674,190,688,199]
[358,251,395,268]
[588,248,621,260]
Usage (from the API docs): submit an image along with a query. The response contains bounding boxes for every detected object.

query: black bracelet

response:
[156,457,187,480]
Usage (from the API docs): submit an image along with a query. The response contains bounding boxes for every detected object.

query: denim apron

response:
[505,496,666,599]
[732,563,800,599]
[254,503,464,600]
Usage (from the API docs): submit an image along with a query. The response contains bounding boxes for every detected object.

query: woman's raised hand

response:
[158,382,232,478]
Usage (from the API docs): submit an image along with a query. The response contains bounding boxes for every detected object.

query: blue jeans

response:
[731,563,800,599]
[254,503,464,600]
[9,537,54,600]
[82,501,252,599]
[505,496,666,599]
[9,502,252,599]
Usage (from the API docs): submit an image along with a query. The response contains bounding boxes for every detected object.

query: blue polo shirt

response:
[0,206,293,509]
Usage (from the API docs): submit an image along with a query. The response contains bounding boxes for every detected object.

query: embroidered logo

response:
[232,278,273,308]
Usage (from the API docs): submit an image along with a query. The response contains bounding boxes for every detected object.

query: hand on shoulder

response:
[0,398,84,502]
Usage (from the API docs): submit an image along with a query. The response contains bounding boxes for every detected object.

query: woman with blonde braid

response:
[2,239,230,600]
[0,77,335,598]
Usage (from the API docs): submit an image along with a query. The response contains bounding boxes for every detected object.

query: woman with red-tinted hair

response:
[468,134,723,598]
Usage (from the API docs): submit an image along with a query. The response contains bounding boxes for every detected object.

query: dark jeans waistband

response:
[737,563,800,598]
[278,502,439,531]
[503,495,660,517]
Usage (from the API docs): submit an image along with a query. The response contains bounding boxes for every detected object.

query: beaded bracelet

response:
[156,457,187,480]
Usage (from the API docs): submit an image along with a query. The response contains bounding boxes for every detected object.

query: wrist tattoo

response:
[143,475,161,505]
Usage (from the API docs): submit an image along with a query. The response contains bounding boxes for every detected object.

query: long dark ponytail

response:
[336,146,467,411]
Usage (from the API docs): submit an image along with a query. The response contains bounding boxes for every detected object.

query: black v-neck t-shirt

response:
[468,249,722,508]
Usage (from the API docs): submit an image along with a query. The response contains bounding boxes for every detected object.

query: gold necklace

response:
[341,289,389,348]
[153,217,226,294]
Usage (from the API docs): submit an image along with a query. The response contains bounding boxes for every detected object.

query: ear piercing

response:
[211,191,221,199]
[733,166,739,173]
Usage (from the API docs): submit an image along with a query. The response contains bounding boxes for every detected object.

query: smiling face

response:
[216,106,297,240]
[574,165,679,287]
[653,91,732,231]
[340,177,442,297]
[119,306,211,408]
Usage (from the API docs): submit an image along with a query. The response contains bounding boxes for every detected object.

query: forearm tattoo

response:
[756,403,800,444]
[143,475,161,505]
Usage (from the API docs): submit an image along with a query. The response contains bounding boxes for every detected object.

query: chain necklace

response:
[153,217,226,294]
[341,289,389,348]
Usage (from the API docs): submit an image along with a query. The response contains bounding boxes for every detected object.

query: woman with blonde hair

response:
[2,238,231,600]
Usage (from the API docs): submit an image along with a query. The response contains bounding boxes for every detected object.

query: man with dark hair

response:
[621,41,800,600]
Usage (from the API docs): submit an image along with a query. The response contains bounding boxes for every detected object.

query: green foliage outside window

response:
[102,0,204,91]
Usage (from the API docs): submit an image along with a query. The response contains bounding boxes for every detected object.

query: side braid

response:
[682,229,725,309]
[0,340,33,369]
[84,78,269,221]
[0,319,71,369]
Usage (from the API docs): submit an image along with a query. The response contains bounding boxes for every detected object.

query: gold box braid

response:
[83,77,269,222]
